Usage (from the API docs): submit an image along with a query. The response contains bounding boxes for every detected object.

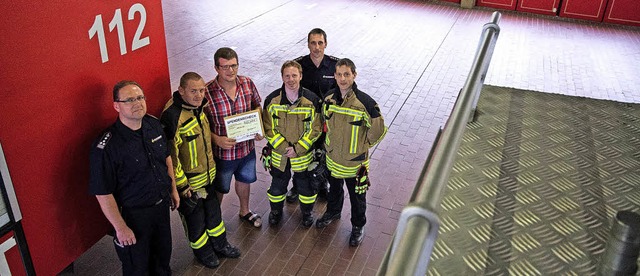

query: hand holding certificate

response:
[224,110,265,142]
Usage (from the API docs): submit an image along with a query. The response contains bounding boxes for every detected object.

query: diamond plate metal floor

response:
[430,86,640,275]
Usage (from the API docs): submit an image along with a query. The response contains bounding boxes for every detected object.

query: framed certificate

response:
[224,109,265,142]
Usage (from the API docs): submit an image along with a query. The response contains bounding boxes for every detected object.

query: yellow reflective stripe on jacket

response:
[190,232,209,249]
[372,124,388,147]
[326,155,370,178]
[188,135,198,168]
[327,105,370,154]
[267,133,285,149]
[266,105,288,149]
[271,151,282,169]
[267,104,316,151]
[187,167,216,190]
[298,194,317,204]
[267,192,286,203]
[350,124,359,153]
[179,118,201,168]
[206,221,225,237]
[290,151,313,172]
[175,162,187,186]
[327,105,370,123]
[290,106,315,150]
[173,134,187,186]
[297,137,312,151]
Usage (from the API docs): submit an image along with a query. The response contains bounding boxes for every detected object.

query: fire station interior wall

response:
[559,0,607,22]
[516,0,559,16]
[0,232,26,276]
[604,0,640,26]
[0,1,171,275]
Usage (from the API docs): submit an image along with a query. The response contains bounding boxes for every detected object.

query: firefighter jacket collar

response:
[171,90,209,111]
[330,82,359,105]
[279,84,309,105]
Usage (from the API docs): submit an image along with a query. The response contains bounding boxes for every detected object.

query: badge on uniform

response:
[97,132,111,149]
[151,135,162,143]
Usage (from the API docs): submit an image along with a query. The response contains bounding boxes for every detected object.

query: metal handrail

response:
[377,11,501,276]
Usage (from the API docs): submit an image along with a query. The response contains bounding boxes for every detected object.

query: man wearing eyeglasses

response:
[204,47,264,228]
[89,80,180,275]
[161,72,241,268]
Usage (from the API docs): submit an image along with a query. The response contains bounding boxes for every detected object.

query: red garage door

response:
[517,0,560,16]
[604,0,640,26]
[560,0,607,21]
[477,0,517,10]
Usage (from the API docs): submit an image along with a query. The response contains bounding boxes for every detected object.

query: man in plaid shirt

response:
[205,47,264,227]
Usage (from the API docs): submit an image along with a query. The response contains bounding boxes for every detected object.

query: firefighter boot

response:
[194,246,220,268]
[269,201,284,226]
[315,212,341,228]
[349,226,365,247]
[212,240,241,259]
[300,203,315,228]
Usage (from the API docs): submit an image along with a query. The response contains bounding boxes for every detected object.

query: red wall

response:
[0,1,170,275]
[0,232,26,276]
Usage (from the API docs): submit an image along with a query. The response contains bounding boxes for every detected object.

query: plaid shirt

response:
[205,75,262,160]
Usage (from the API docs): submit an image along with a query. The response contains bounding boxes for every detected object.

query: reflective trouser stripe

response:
[207,221,225,237]
[268,192,286,203]
[299,194,317,204]
[190,232,209,249]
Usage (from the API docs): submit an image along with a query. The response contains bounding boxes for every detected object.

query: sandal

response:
[239,211,262,228]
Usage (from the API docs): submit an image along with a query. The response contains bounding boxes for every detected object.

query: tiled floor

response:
[65,0,640,275]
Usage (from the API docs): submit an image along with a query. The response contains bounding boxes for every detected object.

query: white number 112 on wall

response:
[88,3,151,63]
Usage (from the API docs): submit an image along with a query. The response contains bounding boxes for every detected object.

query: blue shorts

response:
[214,149,257,194]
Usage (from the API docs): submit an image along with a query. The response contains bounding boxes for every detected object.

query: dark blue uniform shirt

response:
[296,54,339,99]
[90,115,172,208]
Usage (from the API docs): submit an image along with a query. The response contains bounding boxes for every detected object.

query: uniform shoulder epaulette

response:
[294,55,305,62]
[326,55,339,61]
[96,131,112,149]
[146,114,159,120]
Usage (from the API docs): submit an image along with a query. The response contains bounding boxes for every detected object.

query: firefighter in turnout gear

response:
[262,60,323,227]
[161,72,240,268]
[315,58,387,247]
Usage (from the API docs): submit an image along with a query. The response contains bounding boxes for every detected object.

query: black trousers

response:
[116,200,172,276]
[326,175,367,227]
[270,160,316,213]
[181,189,226,257]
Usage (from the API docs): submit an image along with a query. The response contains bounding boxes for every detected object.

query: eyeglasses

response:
[115,95,146,103]
[217,64,239,70]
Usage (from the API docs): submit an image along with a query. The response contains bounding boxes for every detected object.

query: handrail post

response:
[377,11,502,276]
[470,12,501,122]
